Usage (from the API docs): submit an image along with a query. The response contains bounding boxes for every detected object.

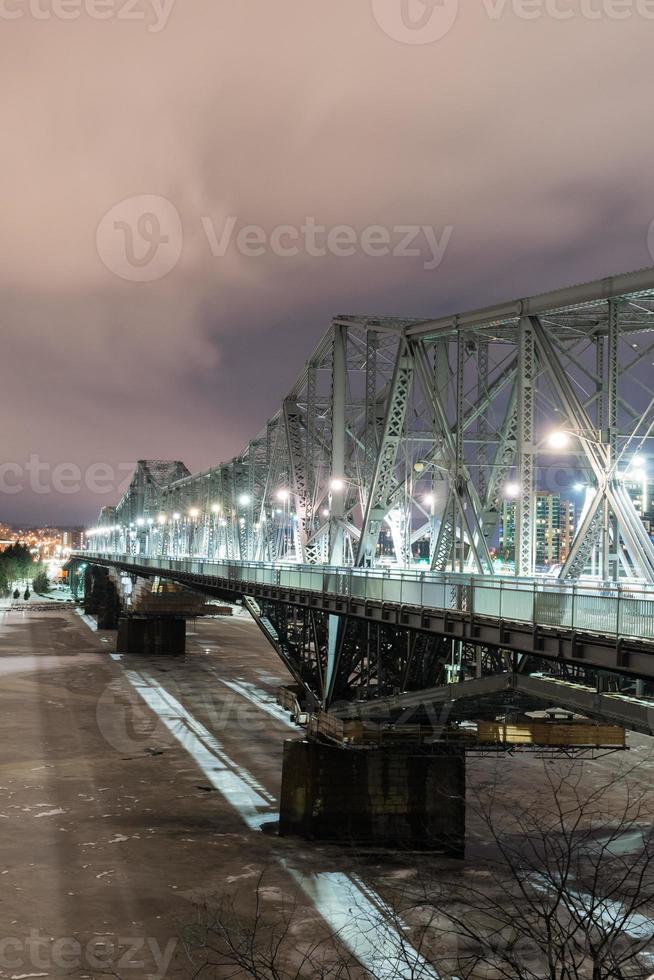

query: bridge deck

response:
[78,552,654,678]
[79,552,654,637]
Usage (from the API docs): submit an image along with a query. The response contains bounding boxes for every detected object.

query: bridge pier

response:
[279,738,465,855]
[116,616,186,656]
[83,566,121,629]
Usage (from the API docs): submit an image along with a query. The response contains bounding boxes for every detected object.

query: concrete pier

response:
[83,565,121,629]
[279,738,465,855]
[116,615,186,655]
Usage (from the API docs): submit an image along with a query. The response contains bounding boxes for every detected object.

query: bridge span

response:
[80,552,654,681]
[73,265,654,847]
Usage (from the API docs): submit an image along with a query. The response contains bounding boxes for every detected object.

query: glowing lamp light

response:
[238,494,251,506]
[157,513,167,524]
[211,503,221,513]
[330,478,345,492]
[172,512,181,520]
[547,430,570,450]
[188,507,200,519]
[276,489,290,501]
[136,517,145,527]
[573,483,586,493]
[423,494,435,508]
[504,482,521,499]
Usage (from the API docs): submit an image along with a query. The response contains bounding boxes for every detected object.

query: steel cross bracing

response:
[90,265,654,585]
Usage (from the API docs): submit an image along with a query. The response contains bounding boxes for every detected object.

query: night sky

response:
[2,1,654,525]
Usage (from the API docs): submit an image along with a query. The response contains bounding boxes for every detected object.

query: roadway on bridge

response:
[0,605,652,977]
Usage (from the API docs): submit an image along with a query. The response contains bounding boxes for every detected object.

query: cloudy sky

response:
[2,0,653,524]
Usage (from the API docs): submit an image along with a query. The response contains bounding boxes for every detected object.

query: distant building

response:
[0,524,84,559]
[500,492,575,567]
[559,498,576,563]
[60,527,83,550]
[535,492,563,567]
[623,475,654,538]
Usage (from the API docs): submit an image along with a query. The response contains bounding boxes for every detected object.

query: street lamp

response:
[545,427,604,450]
[547,430,570,450]
[504,482,521,499]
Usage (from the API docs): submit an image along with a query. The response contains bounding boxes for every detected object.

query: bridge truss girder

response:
[94,266,654,583]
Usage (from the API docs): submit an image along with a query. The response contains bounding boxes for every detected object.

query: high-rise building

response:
[498,474,654,569]
[499,493,575,568]
[535,492,561,567]
[61,527,83,550]
[559,498,576,563]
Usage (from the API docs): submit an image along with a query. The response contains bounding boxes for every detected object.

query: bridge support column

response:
[116,616,186,656]
[83,566,99,614]
[279,739,465,855]
[83,566,120,628]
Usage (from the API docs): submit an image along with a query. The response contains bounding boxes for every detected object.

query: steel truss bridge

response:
[79,266,654,731]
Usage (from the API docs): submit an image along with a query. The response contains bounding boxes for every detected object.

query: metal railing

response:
[79,551,654,643]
